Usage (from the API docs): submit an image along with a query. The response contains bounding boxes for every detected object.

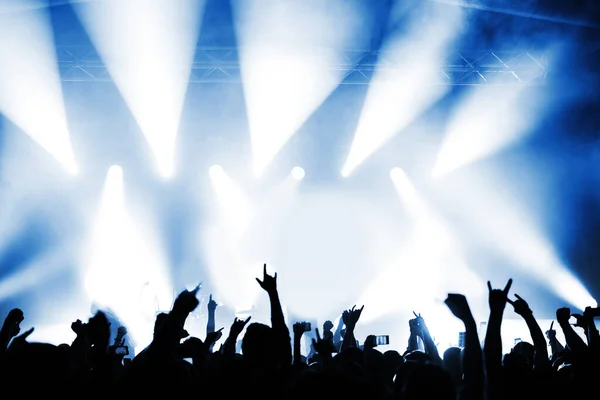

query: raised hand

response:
[293,322,309,336]
[545,321,556,339]
[205,327,224,347]
[256,264,277,294]
[9,327,34,349]
[571,313,587,329]
[207,294,218,313]
[487,279,513,314]
[344,305,364,328]
[445,293,474,323]
[230,316,251,337]
[174,284,201,313]
[71,319,86,336]
[364,334,377,350]
[312,328,336,357]
[507,293,533,317]
[117,326,127,338]
[2,308,24,339]
[556,307,571,325]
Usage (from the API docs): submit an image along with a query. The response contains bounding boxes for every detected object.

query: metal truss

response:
[56,46,548,86]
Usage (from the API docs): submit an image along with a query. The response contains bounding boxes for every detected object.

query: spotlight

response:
[390,167,404,180]
[108,165,123,179]
[209,165,223,179]
[291,167,305,180]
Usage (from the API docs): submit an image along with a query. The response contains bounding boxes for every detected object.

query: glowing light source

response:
[74,0,206,178]
[232,0,369,177]
[341,2,463,177]
[0,1,78,174]
[291,166,305,180]
[209,164,224,179]
[85,165,173,353]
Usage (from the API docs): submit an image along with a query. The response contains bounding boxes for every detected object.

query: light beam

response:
[74,0,206,178]
[0,0,78,174]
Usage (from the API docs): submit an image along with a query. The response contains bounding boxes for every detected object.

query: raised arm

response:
[150,285,200,358]
[222,316,251,358]
[507,294,549,371]
[483,279,513,400]
[206,294,217,351]
[256,264,291,367]
[556,307,587,357]
[0,309,24,355]
[445,293,483,400]
[292,322,308,365]
[407,317,423,353]
[413,313,443,366]
[340,305,364,352]
[545,321,564,362]
[332,314,344,349]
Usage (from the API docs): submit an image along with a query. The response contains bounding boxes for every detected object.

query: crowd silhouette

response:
[0,263,598,399]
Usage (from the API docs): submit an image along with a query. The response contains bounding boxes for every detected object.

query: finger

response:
[17,327,34,340]
[413,311,419,318]
[274,272,277,280]
[255,278,263,286]
[315,328,321,340]
[487,281,492,292]
[503,278,513,295]
[514,294,523,301]
[217,327,224,333]
[550,321,554,330]
[506,298,515,305]
[244,316,251,324]
[359,305,364,312]
[263,263,267,276]
[210,294,212,302]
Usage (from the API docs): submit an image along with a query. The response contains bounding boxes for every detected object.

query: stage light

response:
[0,1,78,174]
[291,166,305,180]
[341,2,463,177]
[74,0,207,178]
[231,0,369,177]
[85,165,173,353]
[209,164,224,179]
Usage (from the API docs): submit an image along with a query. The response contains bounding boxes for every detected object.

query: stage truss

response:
[56,46,548,86]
